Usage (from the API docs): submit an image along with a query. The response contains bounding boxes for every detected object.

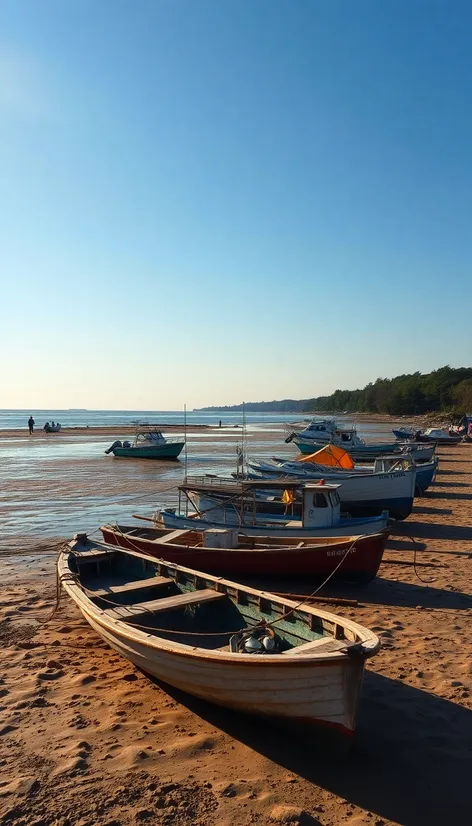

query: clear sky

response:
[1,0,471,409]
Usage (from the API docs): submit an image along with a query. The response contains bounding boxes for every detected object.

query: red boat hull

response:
[100,526,388,584]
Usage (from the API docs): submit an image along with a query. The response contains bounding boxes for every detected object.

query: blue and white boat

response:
[294,428,436,462]
[158,479,390,538]
[248,453,437,501]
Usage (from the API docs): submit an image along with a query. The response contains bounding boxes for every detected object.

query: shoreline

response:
[0,424,221,439]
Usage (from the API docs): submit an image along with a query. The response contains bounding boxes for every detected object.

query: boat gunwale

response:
[59,541,380,665]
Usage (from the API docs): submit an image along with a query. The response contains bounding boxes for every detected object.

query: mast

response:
[184,403,188,483]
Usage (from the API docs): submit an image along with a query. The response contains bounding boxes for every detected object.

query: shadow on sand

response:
[425,490,472,501]
[391,519,472,541]
[431,480,470,488]
[412,505,452,515]
[147,672,471,826]
[244,572,472,611]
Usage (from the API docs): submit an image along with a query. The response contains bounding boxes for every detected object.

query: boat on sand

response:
[59,535,380,747]
[100,523,389,583]
[158,479,390,537]
[105,429,185,459]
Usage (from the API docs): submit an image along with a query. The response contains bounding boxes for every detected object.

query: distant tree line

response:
[196,399,308,413]
[198,366,472,416]
[302,366,472,416]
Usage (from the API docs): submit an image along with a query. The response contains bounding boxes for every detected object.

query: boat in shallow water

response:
[105,429,185,459]
[100,524,389,583]
[59,536,380,747]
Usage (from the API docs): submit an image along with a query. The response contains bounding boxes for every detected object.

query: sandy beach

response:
[1,429,471,825]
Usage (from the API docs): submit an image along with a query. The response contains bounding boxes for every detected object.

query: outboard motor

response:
[105,440,122,455]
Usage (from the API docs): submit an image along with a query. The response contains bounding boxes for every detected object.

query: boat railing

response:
[184,475,237,489]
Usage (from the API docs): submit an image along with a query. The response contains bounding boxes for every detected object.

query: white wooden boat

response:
[59,536,380,748]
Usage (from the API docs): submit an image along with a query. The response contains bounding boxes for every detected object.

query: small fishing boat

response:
[417,428,463,445]
[248,446,437,499]
[294,430,435,462]
[59,536,380,746]
[105,429,185,459]
[100,524,389,582]
[285,418,338,445]
[158,479,390,537]
[293,426,401,457]
[244,457,416,519]
[392,427,418,440]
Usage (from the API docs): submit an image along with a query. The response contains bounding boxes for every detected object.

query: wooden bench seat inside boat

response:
[283,638,351,656]
[89,576,173,600]
[102,588,227,623]
[158,530,190,544]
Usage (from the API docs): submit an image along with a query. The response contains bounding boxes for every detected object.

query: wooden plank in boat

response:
[103,588,227,622]
[283,638,351,657]
[158,530,193,544]
[89,576,173,599]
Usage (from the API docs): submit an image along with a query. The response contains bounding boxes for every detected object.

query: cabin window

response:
[312,492,328,508]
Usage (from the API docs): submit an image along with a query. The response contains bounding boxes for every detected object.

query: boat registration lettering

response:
[327,547,356,557]
[378,472,405,480]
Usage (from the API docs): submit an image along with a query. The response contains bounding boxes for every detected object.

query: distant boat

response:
[59,536,380,746]
[105,429,185,459]
[285,417,338,445]
[417,428,463,445]
[44,422,61,433]
[392,427,417,440]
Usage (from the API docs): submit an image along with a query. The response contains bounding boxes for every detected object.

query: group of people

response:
[27,416,61,435]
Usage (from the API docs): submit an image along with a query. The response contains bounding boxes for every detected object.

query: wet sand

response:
[1,431,471,825]
[0,425,214,439]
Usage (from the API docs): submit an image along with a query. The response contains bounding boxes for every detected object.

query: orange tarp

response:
[297,444,355,470]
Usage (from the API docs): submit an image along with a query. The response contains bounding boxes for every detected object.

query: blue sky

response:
[1,0,471,408]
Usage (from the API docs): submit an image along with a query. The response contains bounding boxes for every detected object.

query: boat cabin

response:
[301,419,336,435]
[178,477,342,530]
[135,430,166,446]
[300,483,341,528]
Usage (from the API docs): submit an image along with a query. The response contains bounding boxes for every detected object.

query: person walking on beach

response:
[28,416,35,435]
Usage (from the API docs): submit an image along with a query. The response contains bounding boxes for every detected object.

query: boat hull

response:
[100,526,389,582]
[112,442,185,459]
[159,509,389,537]
[295,439,401,458]
[84,608,365,740]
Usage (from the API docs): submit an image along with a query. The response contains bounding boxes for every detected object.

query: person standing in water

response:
[28,415,35,434]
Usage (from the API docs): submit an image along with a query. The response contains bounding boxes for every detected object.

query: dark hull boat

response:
[100,524,389,583]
